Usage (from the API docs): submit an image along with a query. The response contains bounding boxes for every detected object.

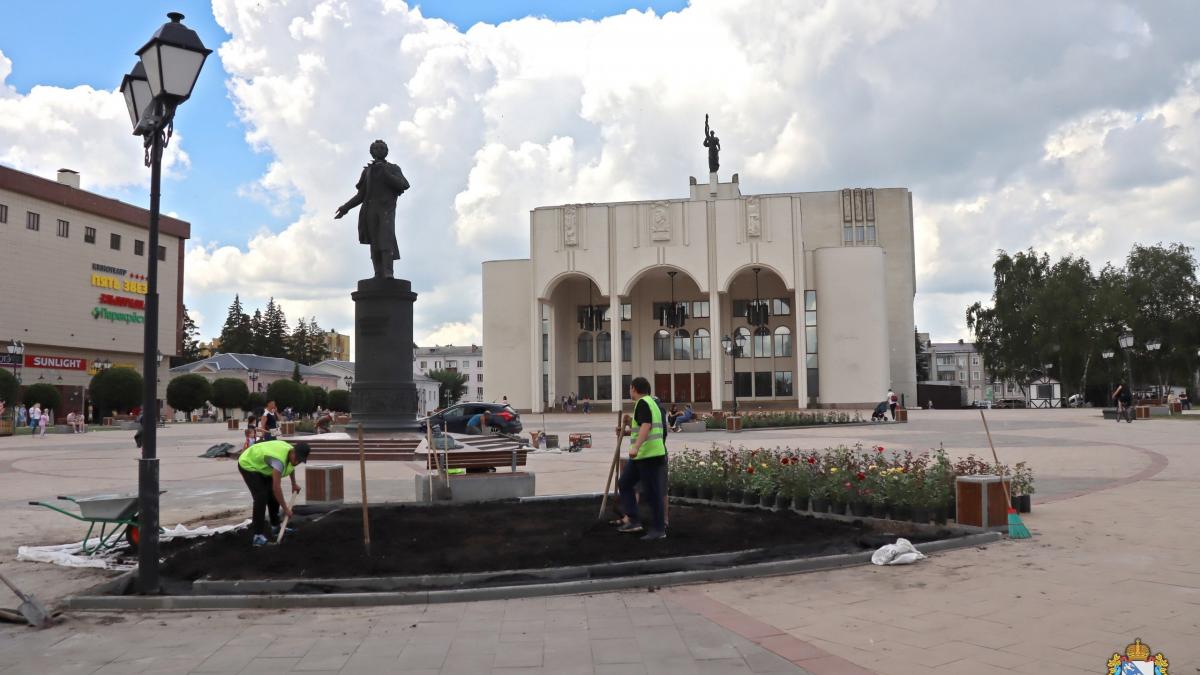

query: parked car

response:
[969,400,992,409]
[420,402,523,435]
[993,398,1027,409]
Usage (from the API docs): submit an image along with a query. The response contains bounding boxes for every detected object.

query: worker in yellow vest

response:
[237,439,311,546]
[616,377,667,540]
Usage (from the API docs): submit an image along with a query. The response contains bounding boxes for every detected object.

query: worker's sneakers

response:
[616,522,644,534]
[271,525,295,537]
[640,531,666,541]
[252,534,268,547]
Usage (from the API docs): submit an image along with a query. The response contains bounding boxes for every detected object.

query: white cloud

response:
[21,0,1194,350]
[0,49,190,191]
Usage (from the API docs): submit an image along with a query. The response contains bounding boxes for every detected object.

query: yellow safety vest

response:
[629,395,666,460]
[238,440,296,477]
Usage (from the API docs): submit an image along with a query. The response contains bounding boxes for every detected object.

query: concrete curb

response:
[61,531,1001,611]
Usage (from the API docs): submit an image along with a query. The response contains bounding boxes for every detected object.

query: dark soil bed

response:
[160,498,953,583]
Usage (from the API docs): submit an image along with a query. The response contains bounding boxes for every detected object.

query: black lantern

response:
[135,12,211,106]
[578,286,605,332]
[119,63,153,130]
[746,267,770,327]
[658,271,688,329]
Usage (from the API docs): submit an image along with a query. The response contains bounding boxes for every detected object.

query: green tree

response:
[217,295,253,354]
[427,369,468,407]
[914,331,930,382]
[0,369,20,419]
[263,298,290,358]
[23,383,62,413]
[328,389,351,412]
[967,250,1051,398]
[180,304,202,364]
[167,374,212,416]
[1035,256,1098,396]
[291,361,303,382]
[307,385,328,410]
[210,377,250,419]
[249,308,266,356]
[307,318,331,363]
[266,378,306,411]
[1124,243,1200,392]
[246,392,267,412]
[89,367,144,416]
[288,317,309,364]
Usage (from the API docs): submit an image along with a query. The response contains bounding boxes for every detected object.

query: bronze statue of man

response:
[335,140,410,279]
[703,114,720,174]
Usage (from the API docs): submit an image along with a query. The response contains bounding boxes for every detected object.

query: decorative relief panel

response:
[864,188,875,222]
[852,188,863,222]
[842,189,852,222]
[746,196,761,237]
[649,201,671,242]
[563,205,579,246]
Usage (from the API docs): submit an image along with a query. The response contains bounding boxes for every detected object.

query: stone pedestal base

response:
[414,472,535,503]
[348,277,422,433]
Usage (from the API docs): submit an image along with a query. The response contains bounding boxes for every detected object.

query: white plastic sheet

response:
[16,520,250,570]
[870,537,927,565]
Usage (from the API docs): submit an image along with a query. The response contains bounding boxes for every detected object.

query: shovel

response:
[0,570,51,629]
[276,491,299,545]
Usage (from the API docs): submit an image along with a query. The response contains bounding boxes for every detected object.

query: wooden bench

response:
[304,438,420,462]
[418,435,530,473]
[677,420,706,433]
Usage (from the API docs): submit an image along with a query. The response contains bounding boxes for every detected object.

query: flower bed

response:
[668,444,1035,523]
[702,410,863,430]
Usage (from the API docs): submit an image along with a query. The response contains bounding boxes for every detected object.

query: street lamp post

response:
[345,375,354,391]
[7,340,25,384]
[120,12,210,594]
[248,368,260,392]
[1118,330,1135,405]
[719,333,747,417]
[1145,338,1162,400]
[1101,349,1115,404]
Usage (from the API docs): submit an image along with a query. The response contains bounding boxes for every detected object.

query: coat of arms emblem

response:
[1106,638,1168,675]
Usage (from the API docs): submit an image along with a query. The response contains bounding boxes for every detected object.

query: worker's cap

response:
[293,442,311,464]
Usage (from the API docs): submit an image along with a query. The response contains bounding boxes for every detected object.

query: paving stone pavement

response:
[2,409,1199,673]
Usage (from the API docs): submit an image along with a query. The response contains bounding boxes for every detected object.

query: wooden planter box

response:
[227,419,240,430]
[896,408,909,423]
[279,421,296,436]
[726,416,743,432]
[306,464,344,505]
[0,419,13,437]
[1170,402,1182,414]
[955,475,1011,530]
[1135,405,1151,420]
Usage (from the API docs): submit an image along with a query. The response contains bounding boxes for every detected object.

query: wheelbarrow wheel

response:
[125,525,140,552]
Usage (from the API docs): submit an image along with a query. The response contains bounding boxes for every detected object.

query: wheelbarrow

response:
[28,492,163,555]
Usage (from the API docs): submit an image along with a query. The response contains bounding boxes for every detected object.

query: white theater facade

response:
[482,174,917,413]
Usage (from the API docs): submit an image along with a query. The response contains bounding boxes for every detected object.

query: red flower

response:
[875,446,885,453]
[807,457,817,464]
[746,466,755,474]
[856,472,866,481]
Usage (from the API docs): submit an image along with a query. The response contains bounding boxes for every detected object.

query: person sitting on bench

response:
[672,404,694,432]
[465,410,492,435]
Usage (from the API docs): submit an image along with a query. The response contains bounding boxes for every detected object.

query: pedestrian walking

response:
[29,404,41,435]
[17,404,27,428]
[1181,390,1191,410]
[887,388,899,421]
[38,409,49,438]
[259,400,280,441]
[1112,382,1133,423]
[615,377,668,541]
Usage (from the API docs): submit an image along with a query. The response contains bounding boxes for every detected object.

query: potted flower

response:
[848,470,871,517]
[779,456,812,511]
[885,468,913,521]
[1009,462,1034,513]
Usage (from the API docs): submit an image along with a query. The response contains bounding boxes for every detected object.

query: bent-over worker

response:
[465,410,491,435]
[237,439,310,546]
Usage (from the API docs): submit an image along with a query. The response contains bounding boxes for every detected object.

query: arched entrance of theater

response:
[721,265,800,408]
[623,267,710,406]
[539,272,616,411]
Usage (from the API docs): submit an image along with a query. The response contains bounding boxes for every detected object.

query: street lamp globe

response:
[1101,350,1114,359]
[136,13,211,105]
[720,335,731,353]
[1146,339,1162,352]
[1118,332,1134,349]
[735,332,747,350]
[119,62,152,129]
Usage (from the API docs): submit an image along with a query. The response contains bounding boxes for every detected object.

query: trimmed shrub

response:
[328,389,351,412]
[266,378,306,411]
[210,378,250,417]
[167,374,212,415]
[89,366,143,415]
[22,383,62,413]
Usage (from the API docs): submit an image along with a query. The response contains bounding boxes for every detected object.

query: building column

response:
[530,298,545,413]
[610,295,622,412]
[709,289,724,410]
[794,286,806,407]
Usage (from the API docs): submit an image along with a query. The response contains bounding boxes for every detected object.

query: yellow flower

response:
[830,467,839,474]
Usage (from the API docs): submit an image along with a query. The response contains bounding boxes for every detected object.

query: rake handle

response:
[276,491,299,545]
[979,409,1014,506]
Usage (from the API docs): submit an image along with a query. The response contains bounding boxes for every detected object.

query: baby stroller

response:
[871,401,889,422]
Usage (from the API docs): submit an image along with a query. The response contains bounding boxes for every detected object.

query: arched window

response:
[673,329,691,360]
[693,328,711,360]
[753,326,771,358]
[653,329,671,361]
[596,331,611,362]
[773,326,792,358]
[577,333,594,363]
[621,330,632,362]
[734,327,752,358]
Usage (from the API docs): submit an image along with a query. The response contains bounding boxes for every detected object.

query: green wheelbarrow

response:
[28,492,164,555]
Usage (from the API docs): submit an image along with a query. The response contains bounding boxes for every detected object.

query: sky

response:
[2,0,1199,358]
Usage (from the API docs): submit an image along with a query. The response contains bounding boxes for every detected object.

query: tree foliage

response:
[427,369,468,407]
[307,385,328,410]
[328,389,351,412]
[180,304,202,364]
[89,366,144,415]
[0,369,18,414]
[167,374,212,415]
[266,378,306,411]
[210,377,250,417]
[217,295,253,354]
[22,383,62,413]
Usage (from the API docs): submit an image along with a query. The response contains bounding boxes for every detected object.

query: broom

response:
[979,409,1031,539]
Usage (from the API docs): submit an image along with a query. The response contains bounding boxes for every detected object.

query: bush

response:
[210,378,249,417]
[308,385,328,411]
[89,366,143,415]
[0,369,18,415]
[246,392,267,412]
[22,383,61,413]
[167,374,212,415]
[266,378,306,411]
[328,389,351,412]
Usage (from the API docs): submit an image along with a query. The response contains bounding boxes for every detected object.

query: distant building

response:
[920,338,1061,407]
[311,359,439,415]
[323,330,350,362]
[414,345,487,403]
[169,353,341,400]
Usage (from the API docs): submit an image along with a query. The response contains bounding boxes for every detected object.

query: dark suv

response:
[421,402,523,434]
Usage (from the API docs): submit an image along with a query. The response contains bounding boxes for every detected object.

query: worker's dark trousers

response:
[239,466,281,536]
[618,455,666,534]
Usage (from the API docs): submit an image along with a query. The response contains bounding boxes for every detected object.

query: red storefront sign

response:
[25,355,88,370]
[99,293,146,310]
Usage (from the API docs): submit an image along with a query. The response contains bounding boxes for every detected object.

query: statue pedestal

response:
[348,278,421,434]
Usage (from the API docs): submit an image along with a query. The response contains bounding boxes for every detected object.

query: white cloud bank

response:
[6,1,1200,354]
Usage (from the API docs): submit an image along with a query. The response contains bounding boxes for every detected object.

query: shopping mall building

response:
[0,165,189,421]
[482,172,917,413]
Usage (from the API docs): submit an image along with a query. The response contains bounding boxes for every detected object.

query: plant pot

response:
[933,507,948,525]
[910,507,930,524]
[810,497,829,513]
[946,500,956,522]
[791,495,810,512]
[870,503,888,519]
[775,493,790,510]
[684,486,698,499]
[1015,494,1032,513]
[892,505,912,521]
[849,501,870,517]
[830,501,846,516]
[760,492,777,508]
[712,488,726,503]
[697,486,713,501]
[743,491,759,506]
[727,489,744,504]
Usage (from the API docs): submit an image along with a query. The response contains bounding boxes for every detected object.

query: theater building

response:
[0,166,189,421]
[483,173,917,413]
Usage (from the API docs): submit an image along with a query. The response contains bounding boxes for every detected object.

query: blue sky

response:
[0,0,686,251]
